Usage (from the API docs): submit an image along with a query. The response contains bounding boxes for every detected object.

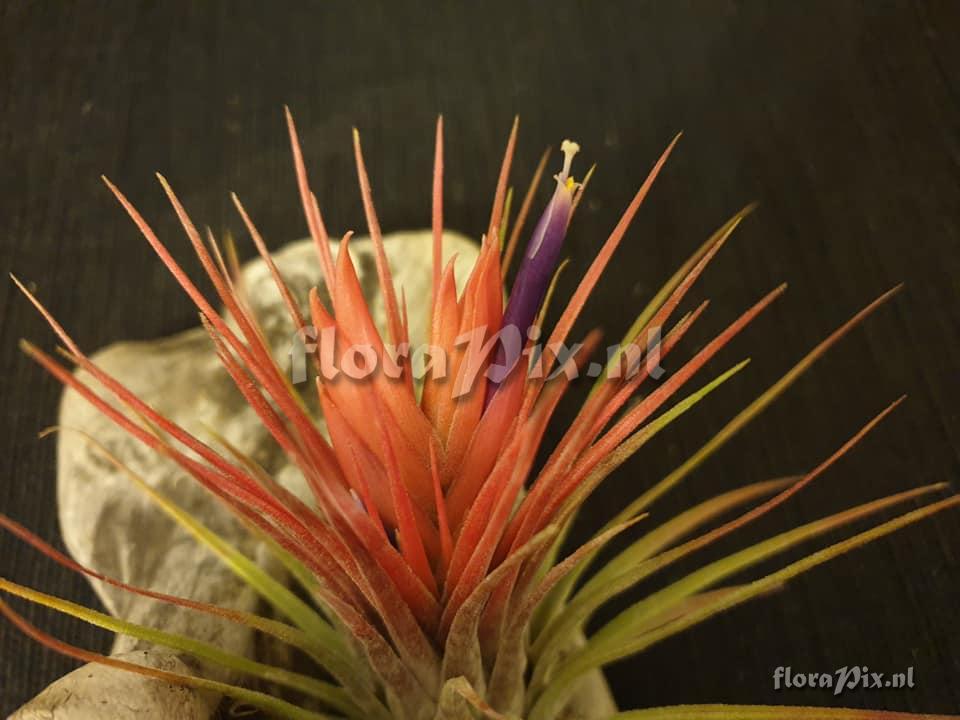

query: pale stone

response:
[9,650,219,720]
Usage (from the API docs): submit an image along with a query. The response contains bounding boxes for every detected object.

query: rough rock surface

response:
[11,650,220,720]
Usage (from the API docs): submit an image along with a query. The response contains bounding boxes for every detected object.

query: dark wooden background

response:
[2,1,959,716]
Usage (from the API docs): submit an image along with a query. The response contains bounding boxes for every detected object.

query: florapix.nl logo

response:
[774,665,916,696]
[288,323,666,394]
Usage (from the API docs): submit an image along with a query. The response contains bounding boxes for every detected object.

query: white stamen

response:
[559,139,580,181]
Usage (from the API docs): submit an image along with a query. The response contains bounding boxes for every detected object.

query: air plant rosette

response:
[2,110,957,720]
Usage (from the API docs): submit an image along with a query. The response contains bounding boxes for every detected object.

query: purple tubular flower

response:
[485,140,580,406]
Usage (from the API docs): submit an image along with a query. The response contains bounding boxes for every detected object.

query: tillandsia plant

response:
[2,109,958,720]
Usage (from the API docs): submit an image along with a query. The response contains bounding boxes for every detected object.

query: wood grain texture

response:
[1,0,958,715]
